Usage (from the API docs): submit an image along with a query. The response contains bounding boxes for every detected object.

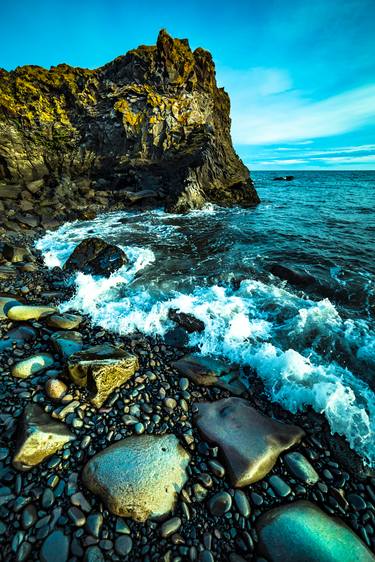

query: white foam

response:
[36,211,375,466]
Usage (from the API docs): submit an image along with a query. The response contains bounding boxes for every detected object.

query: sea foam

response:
[36,210,375,465]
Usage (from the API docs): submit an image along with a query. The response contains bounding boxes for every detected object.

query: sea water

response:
[36,171,375,465]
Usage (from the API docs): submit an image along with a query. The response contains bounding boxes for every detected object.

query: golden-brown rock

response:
[67,344,139,408]
[13,404,75,471]
[7,305,56,321]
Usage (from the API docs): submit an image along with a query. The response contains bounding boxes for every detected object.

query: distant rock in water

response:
[0,29,259,229]
[64,237,127,277]
[270,263,315,287]
[274,175,294,181]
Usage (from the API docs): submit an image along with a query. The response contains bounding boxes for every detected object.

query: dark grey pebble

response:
[84,546,105,562]
[284,452,319,485]
[41,488,55,509]
[21,504,37,529]
[348,493,367,511]
[208,491,232,516]
[114,535,133,556]
[234,490,251,517]
[86,513,103,538]
[40,530,69,562]
[268,475,291,497]
[160,516,181,538]
[199,550,215,562]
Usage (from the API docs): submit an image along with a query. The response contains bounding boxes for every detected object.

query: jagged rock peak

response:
[0,30,259,221]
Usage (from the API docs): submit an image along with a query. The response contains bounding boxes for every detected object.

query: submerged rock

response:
[13,404,74,471]
[269,263,314,287]
[173,354,246,396]
[82,434,190,521]
[67,344,139,407]
[168,309,205,333]
[256,500,375,562]
[0,30,259,220]
[64,237,128,277]
[193,397,304,486]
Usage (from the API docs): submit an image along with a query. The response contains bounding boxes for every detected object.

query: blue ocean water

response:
[37,171,375,464]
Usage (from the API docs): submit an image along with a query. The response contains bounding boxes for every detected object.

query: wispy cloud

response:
[218,66,375,145]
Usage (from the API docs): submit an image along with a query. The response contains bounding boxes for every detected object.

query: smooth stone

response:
[84,546,105,562]
[173,354,246,396]
[114,535,133,556]
[268,475,292,497]
[40,530,69,562]
[13,404,75,471]
[51,331,83,358]
[12,354,54,379]
[234,490,251,517]
[168,309,205,333]
[45,378,68,401]
[45,313,83,330]
[86,513,103,538]
[347,493,367,511]
[284,452,319,485]
[194,397,304,486]
[208,491,232,516]
[41,488,55,508]
[160,516,181,538]
[257,500,375,562]
[82,434,190,522]
[0,297,21,319]
[22,504,37,529]
[7,305,56,321]
[67,344,139,408]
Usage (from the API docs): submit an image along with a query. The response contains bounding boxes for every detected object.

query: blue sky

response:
[1,0,375,169]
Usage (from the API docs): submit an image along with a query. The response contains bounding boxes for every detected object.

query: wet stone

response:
[68,506,86,526]
[41,488,55,509]
[284,452,319,485]
[21,504,37,529]
[234,490,251,517]
[160,516,181,538]
[194,397,304,486]
[45,378,68,401]
[348,493,367,511]
[12,354,54,379]
[7,305,56,322]
[45,313,83,330]
[86,513,103,538]
[51,330,83,359]
[40,530,70,562]
[269,475,292,497]
[208,491,232,516]
[84,546,105,562]
[257,500,375,562]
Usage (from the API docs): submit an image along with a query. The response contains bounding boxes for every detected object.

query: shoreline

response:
[0,224,374,560]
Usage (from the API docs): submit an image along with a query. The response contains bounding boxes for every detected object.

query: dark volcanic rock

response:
[64,237,128,277]
[0,30,259,222]
[168,309,205,333]
[270,263,315,287]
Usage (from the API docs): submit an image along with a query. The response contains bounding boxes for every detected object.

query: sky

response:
[1,0,375,170]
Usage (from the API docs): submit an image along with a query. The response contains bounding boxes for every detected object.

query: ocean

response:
[36,170,375,466]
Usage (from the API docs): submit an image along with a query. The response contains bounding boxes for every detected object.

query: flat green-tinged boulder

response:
[82,434,190,521]
[13,404,75,471]
[12,353,54,378]
[67,344,139,408]
[45,313,83,330]
[256,500,375,562]
[194,397,304,486]
[51,330,83,358]
[7,304,56,321]
[173,354,246,396]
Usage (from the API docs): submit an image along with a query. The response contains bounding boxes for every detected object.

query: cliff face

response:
[0,30,259,227]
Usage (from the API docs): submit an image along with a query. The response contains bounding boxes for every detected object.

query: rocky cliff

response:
[0,30,259,230]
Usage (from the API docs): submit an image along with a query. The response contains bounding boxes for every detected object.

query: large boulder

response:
[193,397,304,486]
[256,501,375,562]
[82,434,190,521]
[13,404,75,471]
[67,344,139,407]
[64,238,128,277]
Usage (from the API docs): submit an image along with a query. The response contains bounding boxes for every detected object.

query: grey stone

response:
[208,491,232,516]
[40,530,69,562]
[284,452,319,485]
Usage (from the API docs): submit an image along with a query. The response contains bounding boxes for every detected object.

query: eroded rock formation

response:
[0,30,259,229]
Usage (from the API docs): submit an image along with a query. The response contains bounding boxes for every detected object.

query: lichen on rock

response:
[0,29,259,221]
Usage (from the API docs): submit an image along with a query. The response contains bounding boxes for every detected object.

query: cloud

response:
[219,67,375,145]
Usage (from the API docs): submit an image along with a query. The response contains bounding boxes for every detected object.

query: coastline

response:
[0,222,374,560]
